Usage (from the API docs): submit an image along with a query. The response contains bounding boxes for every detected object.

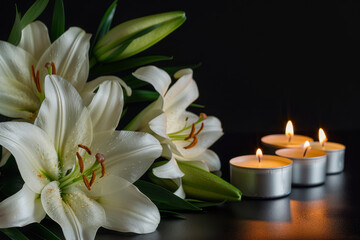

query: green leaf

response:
[8,5,21,45]
[94,11,186,62]
[124,90,159,103]
[90,0,118,53]
[159,210,186,219]
[149,161,242,202]
[0,228,29,240]
[26,224,61,240]
[50,0,65,42]
[102,24,162,62]
[90,55,173,76]
[8,0,50,45]
[20,0,49,29]
[186,199,225,208]
[121,75,149,89]
[134,180,201,211]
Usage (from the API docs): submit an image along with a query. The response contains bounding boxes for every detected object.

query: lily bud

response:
[93,11,186,62]
[149,161,241,202]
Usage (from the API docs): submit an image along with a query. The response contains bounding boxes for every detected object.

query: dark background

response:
[1,0,359,137]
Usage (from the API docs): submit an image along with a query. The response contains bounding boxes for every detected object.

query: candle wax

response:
[276,148,327,159]
[230,155,292,169]
[261,134,314,148]
[310,142,345,151]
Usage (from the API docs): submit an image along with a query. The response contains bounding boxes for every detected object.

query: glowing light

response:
[285,120,294,142]
[319,128,327,147]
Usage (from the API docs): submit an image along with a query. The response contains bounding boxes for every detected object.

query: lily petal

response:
[0,122,59,193]
[18,21,51,61]
[91,130,162,183]
[133,65,171,97]
[148,112,168,139]
[41,181,105,240]
[36,27,91,92]
[96,176,160,234]
[172,177,186,199]
[0,41,39,119]
[0,184,46,228]
[152,157,184,179]
[85,79,124,133]
[0,146,11,167]
[163,69,198,120]
[81,75,131,106]
[35,75,92,175]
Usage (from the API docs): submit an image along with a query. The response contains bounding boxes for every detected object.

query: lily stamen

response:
[184,122,204,149]
[96,153,106,178]
[195,122,204,136]
[184,136,198,149]
[31,65,41,93]
[184,124,196,141]
[78,144,92,155]
[82,175,91,191]
[89,170,96,187]
[51,62,57,75]
[45,62,57,75]
[76,152,84,173]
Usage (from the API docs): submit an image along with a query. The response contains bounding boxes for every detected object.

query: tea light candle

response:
[230,149,293,199]
[276,141,327,186]
[261,120,314,154]
[310,128,345,174]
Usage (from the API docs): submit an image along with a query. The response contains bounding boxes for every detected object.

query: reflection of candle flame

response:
[256,148,263,163]
[319,128,327,147]
[303,141,311,157]
[285,120,294,142]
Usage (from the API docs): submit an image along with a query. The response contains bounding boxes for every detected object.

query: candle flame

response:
[319,128,327,147]
[285,120,294,142]
[256,148,263,163]
[302,141,311,157]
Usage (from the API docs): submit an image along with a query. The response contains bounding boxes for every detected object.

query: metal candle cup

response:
[310,142,345,174]
[276,148,327,186]
[261,134,314,154]
[230,155,293,199]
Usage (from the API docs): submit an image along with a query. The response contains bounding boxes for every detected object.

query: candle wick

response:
[257,155,261,163]
[287,134,292,143]
[303,147,309,158]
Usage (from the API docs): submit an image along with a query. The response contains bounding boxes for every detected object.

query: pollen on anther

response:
[195,122,204,136]
[185,124,196,141]
[184,136,198,149]
[76,152,84,173]
[82,175,91,190]
[51,62,57,74]
[100,162,106,178]
[78,144,92,155]
[90,170,96,187]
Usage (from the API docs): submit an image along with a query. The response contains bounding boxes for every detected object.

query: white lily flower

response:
[0,75,162,239]
[0,21,132,167]
[0,21,90,120]
[127,66,223,198]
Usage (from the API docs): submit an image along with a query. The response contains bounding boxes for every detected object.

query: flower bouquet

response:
[0,0,241,239]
